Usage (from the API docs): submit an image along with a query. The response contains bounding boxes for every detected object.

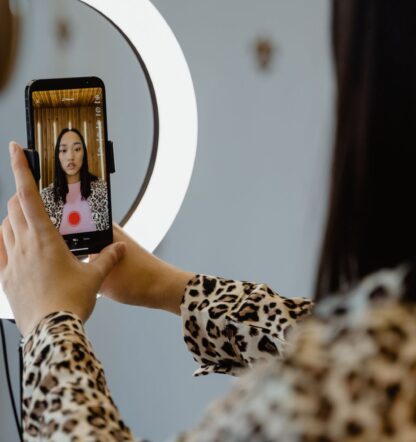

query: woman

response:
[2,0,416,441]
[41,128,109,234]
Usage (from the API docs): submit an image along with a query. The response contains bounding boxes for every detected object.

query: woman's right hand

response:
[91,224,195,315]
[0,143,126,337]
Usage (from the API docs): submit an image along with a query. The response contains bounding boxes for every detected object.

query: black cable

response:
[19,343,23,440]
[0,319,22,441]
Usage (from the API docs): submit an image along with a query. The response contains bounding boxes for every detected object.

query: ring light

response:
[0,0,198,319]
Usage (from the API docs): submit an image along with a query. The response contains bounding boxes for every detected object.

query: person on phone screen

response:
[40,128,109,234]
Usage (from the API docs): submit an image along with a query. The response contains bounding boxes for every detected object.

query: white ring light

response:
[0,0,198,319]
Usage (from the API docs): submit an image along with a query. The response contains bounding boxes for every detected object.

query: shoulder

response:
[91,177,107,193]
[255,266,416,439]
[279,265,416,434]
[40,183,55,201]
[283,264,416,368]
[313,264,411,324]
[89,178,108,206]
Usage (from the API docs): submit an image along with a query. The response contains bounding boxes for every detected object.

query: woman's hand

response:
[92,224,195,315]
[0,142,126,337]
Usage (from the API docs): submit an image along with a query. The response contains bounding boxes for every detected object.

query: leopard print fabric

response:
[22,312,137,441]
[40,178,110,231]
[21,276,313,441]
[180,275,314,376]
[22,267,416,441]
[180,265,416,441]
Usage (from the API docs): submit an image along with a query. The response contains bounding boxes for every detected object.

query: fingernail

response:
[9,142,17,157]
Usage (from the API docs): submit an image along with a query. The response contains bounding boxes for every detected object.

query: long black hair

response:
[314,1,416,300]
[53,128,98,204]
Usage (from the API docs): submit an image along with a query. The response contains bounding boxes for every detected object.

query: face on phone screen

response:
[30,86,111,243]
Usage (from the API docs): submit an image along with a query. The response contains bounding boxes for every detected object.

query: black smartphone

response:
[25,76,113,256]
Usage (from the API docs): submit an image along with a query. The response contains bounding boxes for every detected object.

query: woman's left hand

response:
[0,142,126,337]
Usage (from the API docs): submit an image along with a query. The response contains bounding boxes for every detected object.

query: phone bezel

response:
[25,76,113,255]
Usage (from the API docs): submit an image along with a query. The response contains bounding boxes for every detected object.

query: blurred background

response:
[0,0,333,440]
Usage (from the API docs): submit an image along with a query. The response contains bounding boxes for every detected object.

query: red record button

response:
[68,211,81,226]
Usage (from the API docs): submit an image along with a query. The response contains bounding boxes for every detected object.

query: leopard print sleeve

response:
[180,275,314,376]
[21,311,139,442]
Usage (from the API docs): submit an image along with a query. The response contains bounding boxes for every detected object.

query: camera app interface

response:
[31,87,109,235]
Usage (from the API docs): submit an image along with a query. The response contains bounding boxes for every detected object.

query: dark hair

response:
[53,128,98,204]
[314,1,416,300]
[0,0,19,92]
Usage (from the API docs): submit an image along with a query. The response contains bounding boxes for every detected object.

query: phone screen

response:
[27,79,113,255]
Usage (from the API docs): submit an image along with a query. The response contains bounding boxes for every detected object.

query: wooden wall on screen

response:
[33,106,106,190]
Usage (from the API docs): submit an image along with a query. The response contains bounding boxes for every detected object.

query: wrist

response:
[20,309,78,338]
[153,268,195,315]
[19,301,89,338]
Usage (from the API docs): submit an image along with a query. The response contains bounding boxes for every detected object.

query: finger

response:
[87,253,97,262]
[1,217,15,255]
[0,226,8,271]
[7,194,28,237]
[88,242,126,281]
[9,142,49,229]
[88,224,123,261]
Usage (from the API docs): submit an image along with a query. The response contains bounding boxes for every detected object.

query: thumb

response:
[0,226,7,272]
[88,242,126,280]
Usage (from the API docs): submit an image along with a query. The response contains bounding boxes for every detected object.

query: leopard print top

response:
[40,178,110,231]
[22,313,134,441]
[22,266,416,441]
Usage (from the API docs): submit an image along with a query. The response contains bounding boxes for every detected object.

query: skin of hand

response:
[0,142,126,337]
[92,224,195,315]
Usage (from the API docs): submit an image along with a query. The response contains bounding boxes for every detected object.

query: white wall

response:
[0,1,333,440]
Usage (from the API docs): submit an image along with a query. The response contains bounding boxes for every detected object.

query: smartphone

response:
[25,76,113,256]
